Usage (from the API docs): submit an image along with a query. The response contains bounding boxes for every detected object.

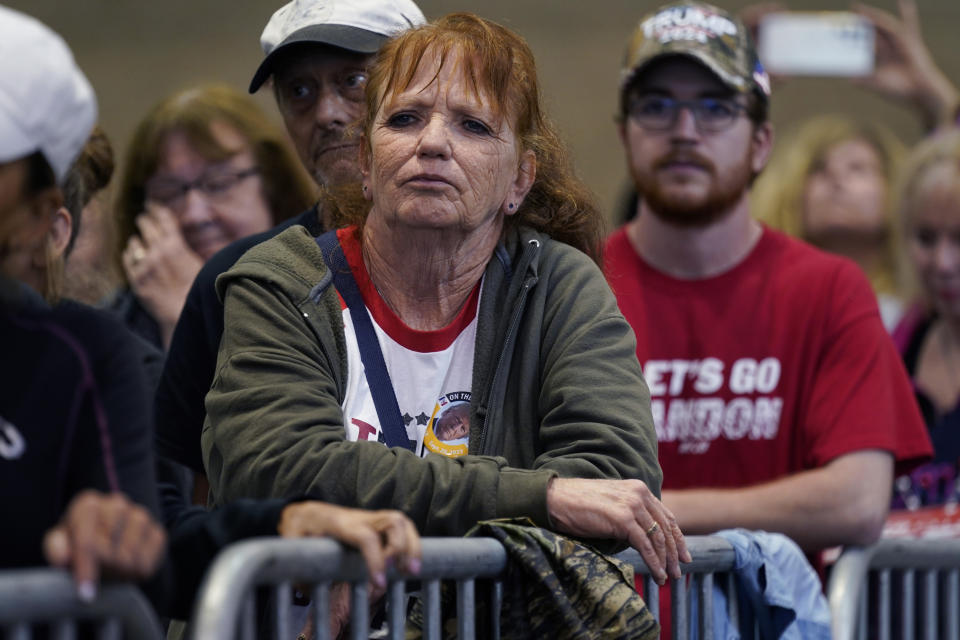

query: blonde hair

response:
[753,115,905,294]
[893,130,960,300]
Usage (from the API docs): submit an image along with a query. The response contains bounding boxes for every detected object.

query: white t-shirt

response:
[335,229,479,459]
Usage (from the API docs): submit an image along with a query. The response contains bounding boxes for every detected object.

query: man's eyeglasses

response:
[626,96,747,133]
[145,166,260,210]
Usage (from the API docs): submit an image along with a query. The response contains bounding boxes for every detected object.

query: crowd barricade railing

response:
[616,538,741,640]
[190,535,739,640]
[828,538,960,640]
[0,568,164,639]
[190,536,508,640]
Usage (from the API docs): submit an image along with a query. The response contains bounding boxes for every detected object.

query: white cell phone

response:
[757,11,875,77]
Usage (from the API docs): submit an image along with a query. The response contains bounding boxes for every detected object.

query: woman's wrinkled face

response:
[362,48,532,239]
[907,163,960,320]
[145,122,273,260]
[802,138,888,240]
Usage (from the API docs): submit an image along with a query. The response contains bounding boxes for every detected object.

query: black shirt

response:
[894,312,960,508]
[902,313,960,469]
[0,282,158,568]
[155,206,322,472]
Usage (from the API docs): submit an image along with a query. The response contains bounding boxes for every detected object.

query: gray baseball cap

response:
[249,0,426,93]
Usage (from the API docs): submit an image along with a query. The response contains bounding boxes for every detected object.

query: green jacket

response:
[202,225,660,535]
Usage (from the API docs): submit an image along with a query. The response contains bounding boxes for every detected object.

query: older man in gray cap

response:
[154,0,426,486]
[250,0,425,188]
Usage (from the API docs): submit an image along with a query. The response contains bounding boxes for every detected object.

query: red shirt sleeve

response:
[803,261,932,474]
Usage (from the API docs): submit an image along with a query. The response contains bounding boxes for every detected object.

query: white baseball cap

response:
[249,0,426,93]
[0,6,97,185]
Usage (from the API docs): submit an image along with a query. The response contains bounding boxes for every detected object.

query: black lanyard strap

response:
[315,231,414,451]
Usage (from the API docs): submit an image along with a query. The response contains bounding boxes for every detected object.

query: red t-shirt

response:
[604,225,931,490]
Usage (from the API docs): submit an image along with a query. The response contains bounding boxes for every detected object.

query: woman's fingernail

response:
[78,581,96,603]
[373,572,386,589]
[408,558,421,575]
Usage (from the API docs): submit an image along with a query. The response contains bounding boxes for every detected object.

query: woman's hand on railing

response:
[278,502,421,589]
[546,478,691,585]
[42,490,167,601]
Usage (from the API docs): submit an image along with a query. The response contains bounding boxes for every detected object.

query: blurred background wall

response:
[7,0,960,225]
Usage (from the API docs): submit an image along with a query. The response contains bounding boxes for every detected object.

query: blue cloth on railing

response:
[699,529,831,640]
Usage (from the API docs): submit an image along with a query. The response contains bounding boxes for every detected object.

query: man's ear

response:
[27,190,67,269]
[504,149,536,215]
[48,207,73,258]
[750,121,774,175]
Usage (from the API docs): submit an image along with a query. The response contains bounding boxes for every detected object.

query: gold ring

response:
[645,522,660,536]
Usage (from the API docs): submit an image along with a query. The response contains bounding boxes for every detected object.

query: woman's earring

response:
[508,203,515,210]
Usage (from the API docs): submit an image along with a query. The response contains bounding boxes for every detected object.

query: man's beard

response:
[633,149,753,228]
[311,147,362,189]
[309,127,362,189]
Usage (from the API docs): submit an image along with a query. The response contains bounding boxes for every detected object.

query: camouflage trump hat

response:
[621,1,770,102]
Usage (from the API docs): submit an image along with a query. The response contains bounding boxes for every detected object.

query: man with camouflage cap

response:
[604,1,931,554]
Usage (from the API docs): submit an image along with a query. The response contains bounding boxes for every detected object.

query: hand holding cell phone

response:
[748,0,958,131]
[851,0,958,131]
[757,11,874,77]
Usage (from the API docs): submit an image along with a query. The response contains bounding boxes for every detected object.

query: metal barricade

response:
[616,538,741,640]
[829,538,960,640]
[190,536,508,640]
[191,535,741,640]
[0,568,164,639]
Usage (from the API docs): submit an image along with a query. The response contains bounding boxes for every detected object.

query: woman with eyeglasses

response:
[114,85,316,348]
